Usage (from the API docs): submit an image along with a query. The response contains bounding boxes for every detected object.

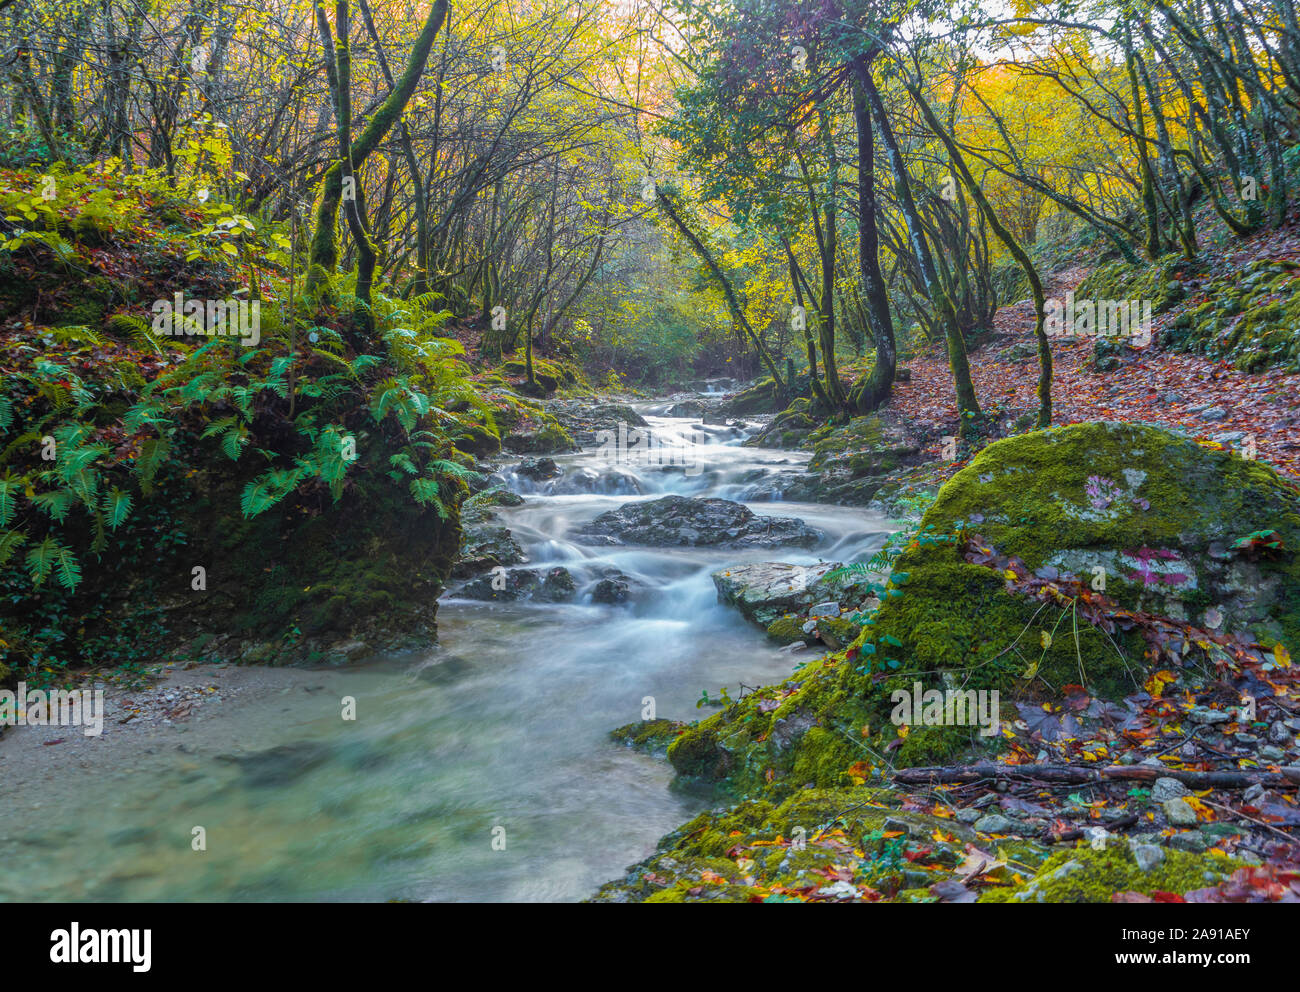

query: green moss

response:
[450,419,500,457]
[766,616,814,645]
[978,844,1242,903]
[722,377,780,415]
[919,421,1300,650]
[609,718,688,755]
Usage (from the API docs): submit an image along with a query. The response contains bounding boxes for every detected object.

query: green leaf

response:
[104,487,133,529]
[55,545,81,590]
[26,536,58,585]
[0,528,27,567]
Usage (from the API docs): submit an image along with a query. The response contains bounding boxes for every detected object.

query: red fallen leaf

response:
[1151,890,1187,903]
[42,738,65,746]
[903,847,934,862]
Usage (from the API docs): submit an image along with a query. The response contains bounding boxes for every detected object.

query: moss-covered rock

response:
[978,845,1241,903]
[922,420,1300,649]
[1081,255,1300,372]
[487,391,577,454]
[590,786,1045,903]
[609,718,689,755]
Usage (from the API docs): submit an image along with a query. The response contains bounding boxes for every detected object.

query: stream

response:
[1,401,893,902]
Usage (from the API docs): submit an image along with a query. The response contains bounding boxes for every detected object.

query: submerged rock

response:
[575,495,822,549]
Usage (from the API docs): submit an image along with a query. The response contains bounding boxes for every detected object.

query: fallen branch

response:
[894,763,1300,789]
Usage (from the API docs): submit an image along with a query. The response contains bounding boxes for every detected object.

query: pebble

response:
[883,817,913,836]
[1199,407,1228,421]
[1152,777,1189,802]
[1260,745,1285,762]
[1130,844,1166,871]
[973,814,1019,835]
[1168,831,1209,853]
[1163,798,1199,826]
[815,880,860,900]
[1268,721,1292,744]
[955,808,982,824]
[1187,706,1231,725]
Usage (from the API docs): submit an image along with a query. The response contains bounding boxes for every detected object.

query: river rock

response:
[590,571,633,605]
[547,401,649,448]
[664,398,707,418]
[973,814,1020,835]
[516,457,561,481]
[1163,798,1199,826]
[456,566,576,603]
[545,465,645,496]
[712,561,863,627]
[1130,844,1166,871]
[575,495,822,550]
[453,522,526,579]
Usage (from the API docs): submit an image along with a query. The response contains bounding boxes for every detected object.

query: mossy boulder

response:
[488,391,577,454]
[720,376,781,415]
[450,418,501,458]
[452,520,526,578]
[923,421,1300,649]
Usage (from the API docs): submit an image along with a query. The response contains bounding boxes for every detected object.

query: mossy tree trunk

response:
[306,0,448,299]
[911,84,1052,428]
[847,54,896,416]
[864,71,980,430]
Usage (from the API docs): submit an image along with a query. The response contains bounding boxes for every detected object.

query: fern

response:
[26,536,58,585]
[31,488,75,522]
[0,477,18,527]
[0,529,26,567]
[55,544,81,590]
[240,466,305,518]
[104,487,133,529]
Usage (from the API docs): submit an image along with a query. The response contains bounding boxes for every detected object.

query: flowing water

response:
[1,403,893,902]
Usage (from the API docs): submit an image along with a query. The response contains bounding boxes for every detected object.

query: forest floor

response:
[885,256,1300,482]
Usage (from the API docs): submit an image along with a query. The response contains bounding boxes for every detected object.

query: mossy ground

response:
[589,786,1242,903]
